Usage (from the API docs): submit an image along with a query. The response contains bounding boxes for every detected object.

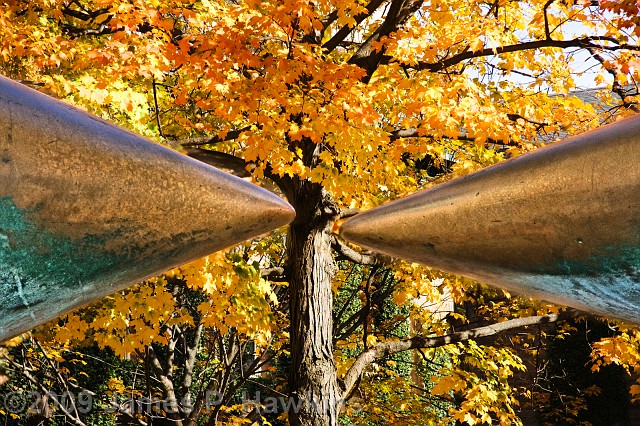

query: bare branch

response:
[167,325,179,380]
[152,79,165,138]
[34,340,82,420]
[334,269,396,341]
[61,23,113,37]
[185,148,252,178]
[5,355,88,426]
[14,79,45,87]
[185,147,287,193]
[341,309,580,397]
[543,0,555,40]
[334,266,361,324]
[506,113,548,129]
[339,208,361,219]
[182,324,203,422]
[179,125,255,147]
[146,346,183,420]
[389,127,424,141]
[261,266,290,282]
[331,234,391,266]
[321,9,340,31]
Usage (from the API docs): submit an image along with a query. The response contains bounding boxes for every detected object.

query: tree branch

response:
[61,23,113,37]
[341,309,579,398]
[587,48,639,112]
[146,346,183,421]
[339,208,361,219]
[34,339,84,421]
[62,2,110,22]
[261,266,290,282]
[334,270,395,341]
[179,125,255,147]
[152,79,165,138]
[506,113,548,129]
[389,127,425,141]
[323,0,386,53]
[389,127,519,147]
[391,36,640,72]
[349,0,423,81]
[6,358,88,426]
[185,148,252,178]
[185,146,288,194]
[331,234,391,266]
[543,0,555,40]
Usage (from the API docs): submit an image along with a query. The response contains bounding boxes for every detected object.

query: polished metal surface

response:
[341,116,640,323]
[0,75,295,341]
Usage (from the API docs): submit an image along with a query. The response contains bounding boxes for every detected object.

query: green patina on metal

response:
[552,245,640,277]
[0,196,126,321]
[515,246,640,321]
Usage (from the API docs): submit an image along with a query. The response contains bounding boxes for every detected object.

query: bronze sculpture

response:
[341,115,640,324]
[0,75,295,341]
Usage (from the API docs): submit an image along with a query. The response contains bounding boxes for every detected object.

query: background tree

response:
[2,0,640,425]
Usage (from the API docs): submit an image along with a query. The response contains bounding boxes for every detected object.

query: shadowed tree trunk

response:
[285,177,342,426]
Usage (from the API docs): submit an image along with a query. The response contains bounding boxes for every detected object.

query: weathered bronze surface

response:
[0,75,295,341]
[341,115,640,323]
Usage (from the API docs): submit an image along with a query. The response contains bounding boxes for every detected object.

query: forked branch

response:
[323,0,386,53]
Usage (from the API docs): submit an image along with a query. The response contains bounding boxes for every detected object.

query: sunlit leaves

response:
[591,328,640,404]
[169,252,278,346]
[431,341,526,426]
[86,280,188,357]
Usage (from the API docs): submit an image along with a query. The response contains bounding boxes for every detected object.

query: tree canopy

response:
[2,0,640,425]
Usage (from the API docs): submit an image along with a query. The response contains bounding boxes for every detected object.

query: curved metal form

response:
[0,75,295,341]
[341,115,640,323]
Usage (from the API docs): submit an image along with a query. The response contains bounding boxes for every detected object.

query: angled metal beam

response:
[0,75,295,341]
[341,115,640,324]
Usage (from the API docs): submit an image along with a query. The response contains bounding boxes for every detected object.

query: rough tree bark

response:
[284,177,342,426]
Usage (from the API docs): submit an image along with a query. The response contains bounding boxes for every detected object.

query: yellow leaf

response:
[431,375,457,394]
[470,38,484,52]
[94,13,110,24]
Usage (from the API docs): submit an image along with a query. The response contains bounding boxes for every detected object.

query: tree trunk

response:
[286,179,342,426]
